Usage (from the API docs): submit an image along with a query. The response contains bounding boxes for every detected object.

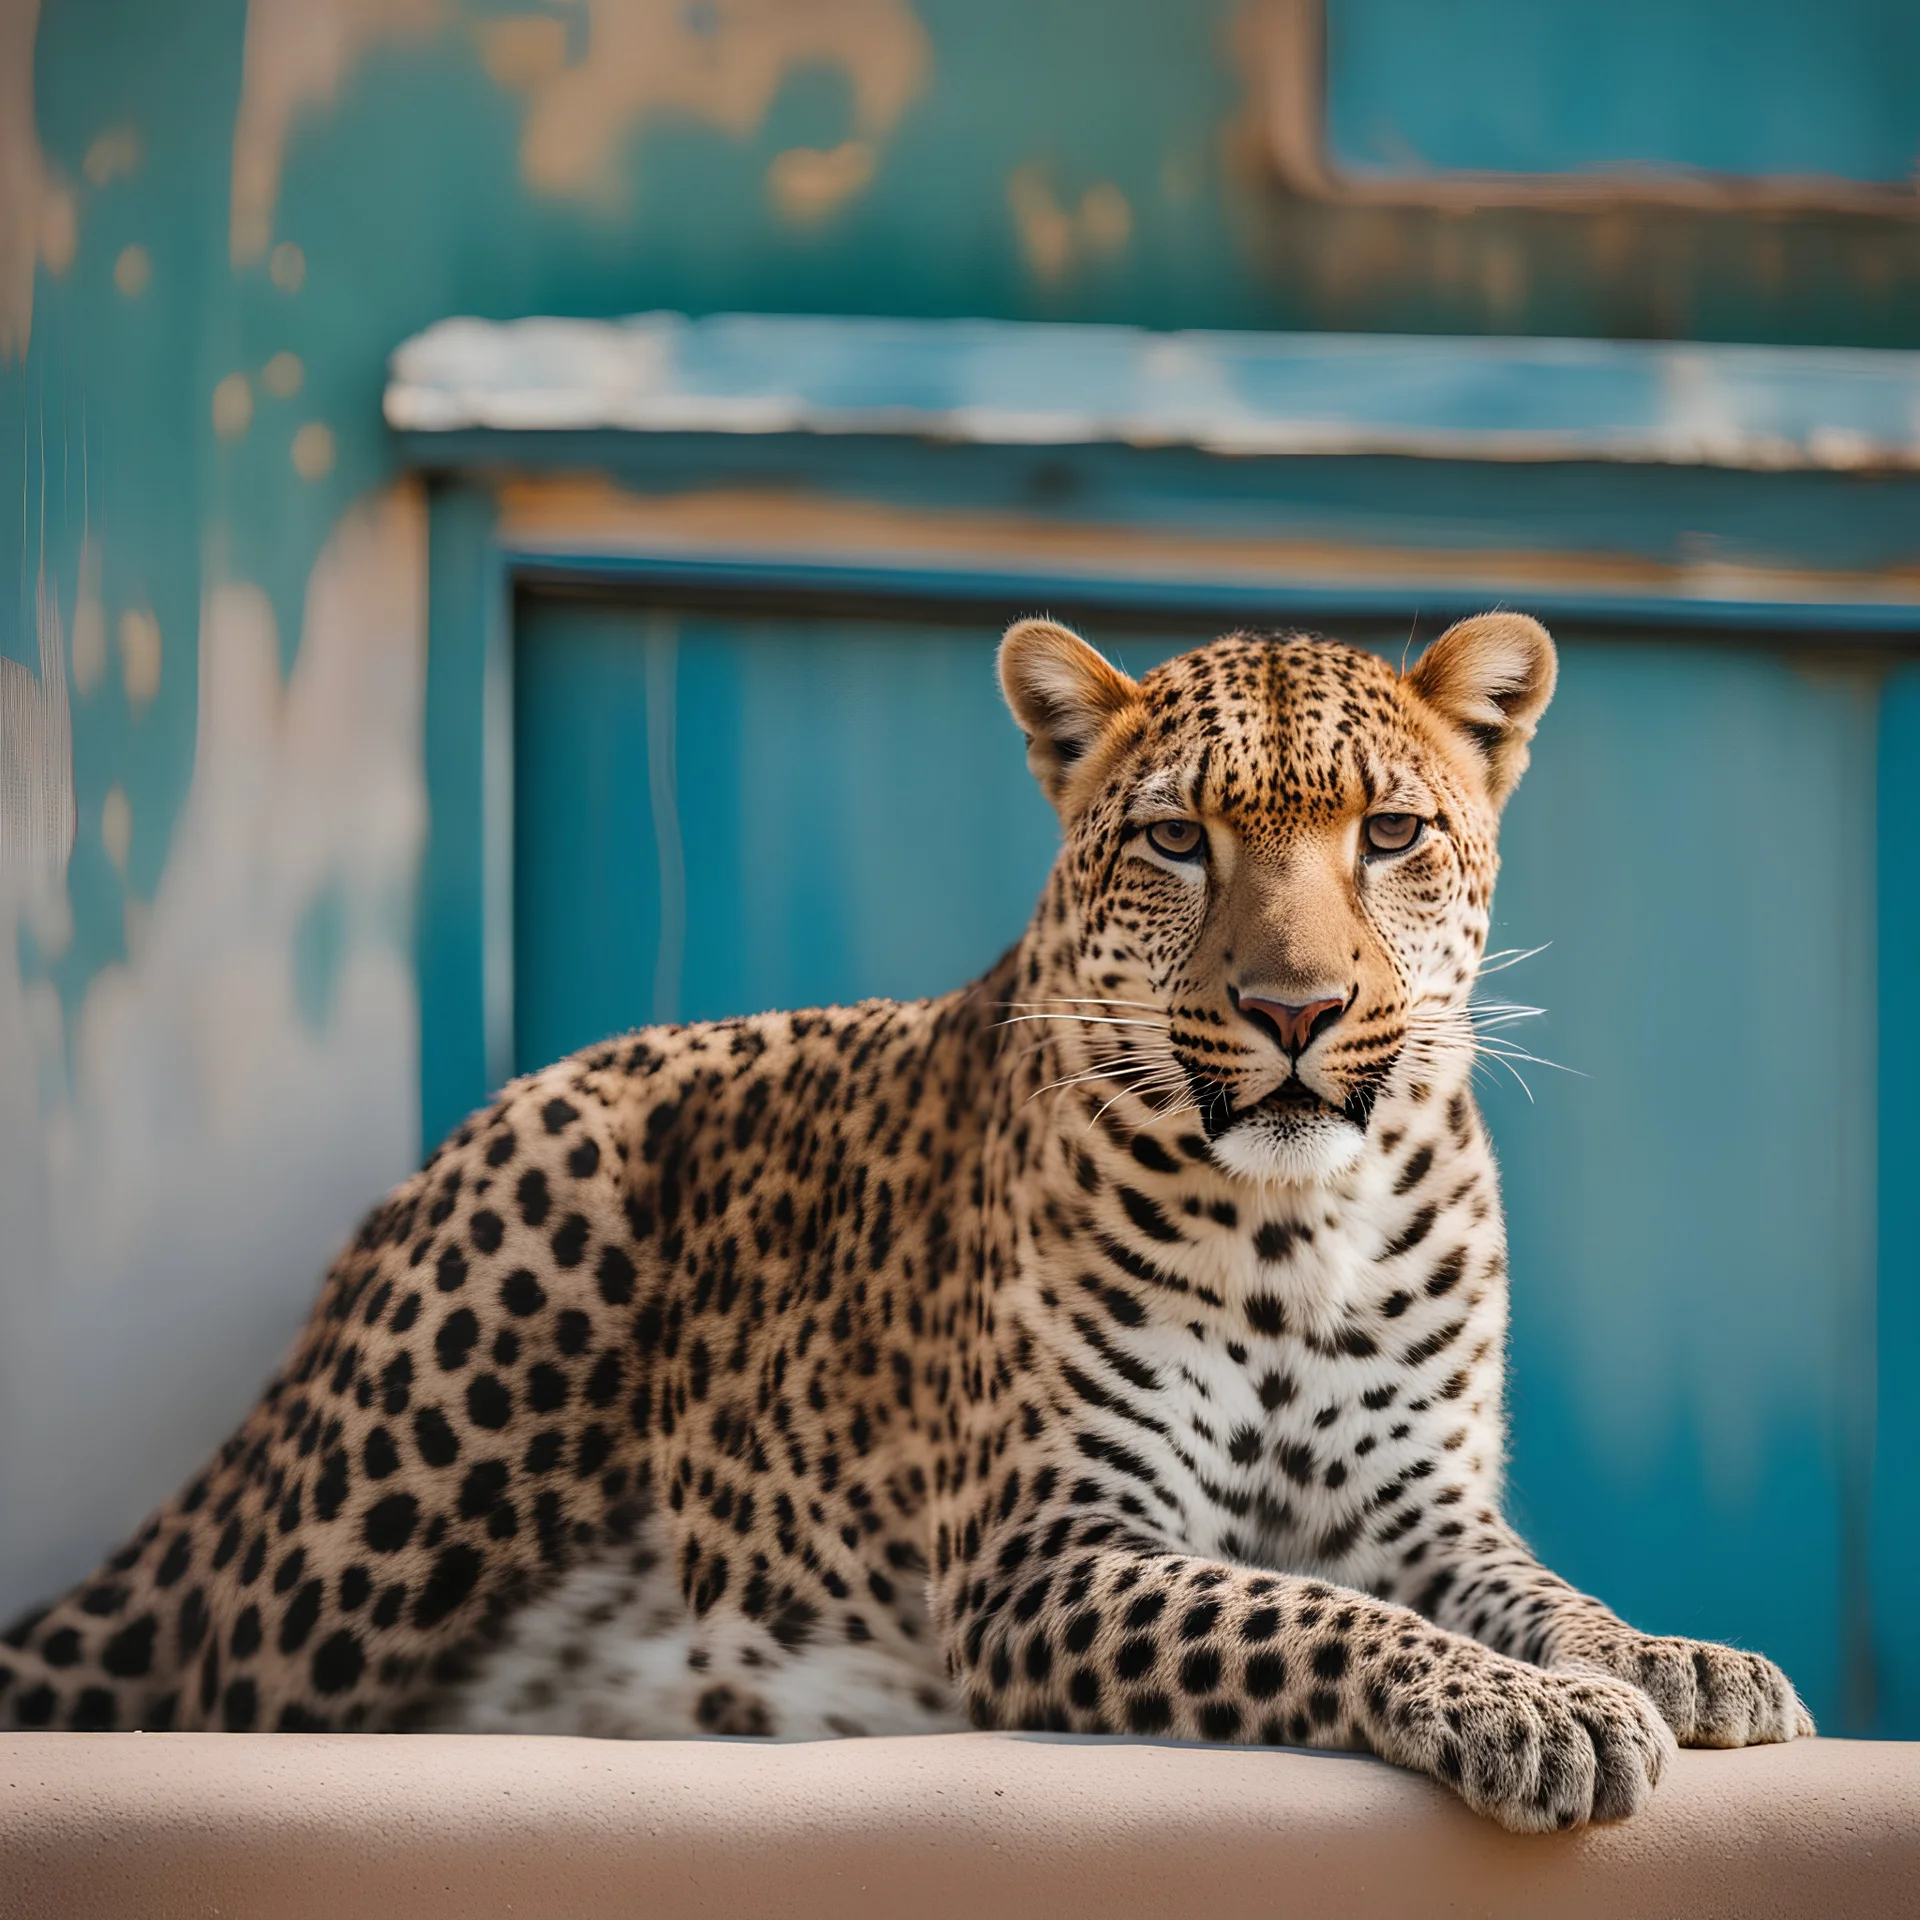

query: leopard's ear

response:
[1404,612,1557,806]
[998,618,1143,811]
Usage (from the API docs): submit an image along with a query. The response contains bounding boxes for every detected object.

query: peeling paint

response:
[229,0,444,265]
[0,485,427,1613]
[291,420,337,479]
[262,350,303,397]
[387,310,1920,472]
[486,0,929,203]
[111,243,150,297]
[475,12,569,91]
[100,785,130,875]
[767,141,877,224]
[80,125,141,189]
[119,607,161,709]
[1007,164,1132,284]
[211,371,253,439]
[0,0,78,360]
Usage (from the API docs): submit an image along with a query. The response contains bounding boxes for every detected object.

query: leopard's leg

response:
[936,1502,1674,1832]
[1379,1511,1813,1747]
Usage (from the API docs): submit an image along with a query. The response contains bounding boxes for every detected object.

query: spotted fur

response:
[0,615,1810,1830]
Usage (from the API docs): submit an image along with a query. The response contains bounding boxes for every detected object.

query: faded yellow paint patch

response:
[212,372,254,440]
[269,240,305,291]
[37,175,76,276]
[230,0,444,265]
[82,125,142,188]
[488,0,929,204]
[477,12,568,89]
[262,350,304,397]
[113,243,150,297]
[291,421,337,480]
[100,785,132,876]
[1008,165,1132,285]
[119,606,162,709]
[768,141,876,223]
[1,0,80,358]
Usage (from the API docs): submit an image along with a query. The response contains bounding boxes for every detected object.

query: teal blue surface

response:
[506,595,1888,1732]
[1873,663,1920,1735]
[420,487,510,1151]
[1484,640,1879,1732]
[1328,0,1920,183]
[513,599,1087,1067]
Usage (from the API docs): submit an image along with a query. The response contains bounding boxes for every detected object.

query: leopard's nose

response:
[1234,991,1348,1058]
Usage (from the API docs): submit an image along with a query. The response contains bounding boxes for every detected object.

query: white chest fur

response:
[1025,1107,1511,1593]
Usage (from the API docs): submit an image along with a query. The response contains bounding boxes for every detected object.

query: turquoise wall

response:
[3,0,1915,1717]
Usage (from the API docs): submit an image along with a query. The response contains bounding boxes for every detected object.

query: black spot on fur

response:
[363,1494,419,1555]
[311,1629,366,1696]
[412,1546,482,1629]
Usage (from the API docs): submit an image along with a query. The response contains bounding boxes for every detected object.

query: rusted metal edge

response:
[489,477,1920,630]
[387,313,1920,472]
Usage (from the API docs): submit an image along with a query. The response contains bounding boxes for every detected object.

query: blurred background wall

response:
[3,0,1917,1733]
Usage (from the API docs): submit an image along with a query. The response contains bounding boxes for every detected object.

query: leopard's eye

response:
[1363,813,1423,856]
[1145,820,1205,861]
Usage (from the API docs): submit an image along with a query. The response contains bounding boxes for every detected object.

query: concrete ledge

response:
[2,1733,1916,1919]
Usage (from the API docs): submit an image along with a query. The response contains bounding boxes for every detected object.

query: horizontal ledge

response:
[387,313,1920,473]
[488,477,1920,634]
[3,1732,1914,1920]
[508,546,1920,638]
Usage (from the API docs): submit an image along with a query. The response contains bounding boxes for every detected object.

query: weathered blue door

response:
[511,590,1882,1733]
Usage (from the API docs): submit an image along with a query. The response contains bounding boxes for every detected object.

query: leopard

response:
[0,612,1812,1830]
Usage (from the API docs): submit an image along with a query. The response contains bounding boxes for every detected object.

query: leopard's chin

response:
[1209,1099,1367,1186]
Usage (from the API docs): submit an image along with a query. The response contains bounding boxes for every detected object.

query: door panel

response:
[1484,640,1877,1731]
[513,592,1881,1730]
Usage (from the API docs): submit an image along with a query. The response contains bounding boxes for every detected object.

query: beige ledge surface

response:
[2,1732,1916,1920]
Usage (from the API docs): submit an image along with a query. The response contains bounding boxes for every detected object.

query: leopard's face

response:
[1001,617,1557,1184]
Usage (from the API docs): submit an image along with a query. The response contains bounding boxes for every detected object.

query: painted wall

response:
[2,0,1915,1636]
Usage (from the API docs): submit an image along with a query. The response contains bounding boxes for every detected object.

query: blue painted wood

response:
[418,484,509,1155]
[1327,0,1920,186]
[1480,639,1879,1734]
[1872,662,1920,1735]
[389,313,1920,472]
[512,599,1085,1069]
[399,411,1920,638]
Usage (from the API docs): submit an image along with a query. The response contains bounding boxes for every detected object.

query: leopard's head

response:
[1000,616,1556,1184]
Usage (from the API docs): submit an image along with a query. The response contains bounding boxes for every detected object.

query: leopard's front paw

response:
[1381,1645,1676,1832]
[1559,1632,1812,1747]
